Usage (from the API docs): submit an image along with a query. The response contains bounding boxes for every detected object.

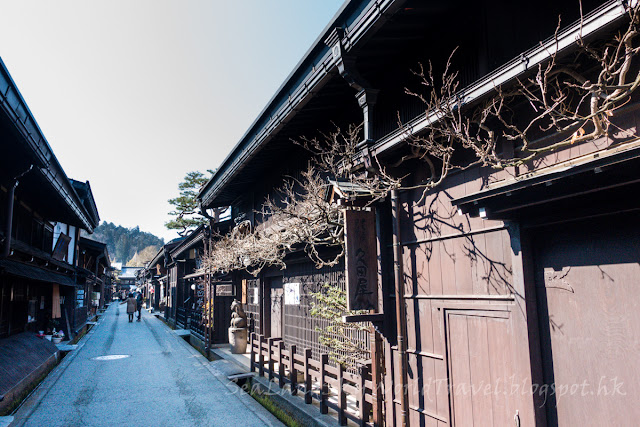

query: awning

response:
[183,271,206,280]
[0,259,77,287]
[451,140,640,220]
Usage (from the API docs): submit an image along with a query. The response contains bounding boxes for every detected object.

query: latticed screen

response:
[245,278,260,333]
[283,261,370,371]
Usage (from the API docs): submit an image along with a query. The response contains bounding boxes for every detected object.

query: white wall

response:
[52,222,77,265]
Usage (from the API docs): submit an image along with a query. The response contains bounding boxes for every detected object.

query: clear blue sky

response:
[0,0,345,241]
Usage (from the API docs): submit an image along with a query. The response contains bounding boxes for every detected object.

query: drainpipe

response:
[391,189,409,427]
[3,165,34,257]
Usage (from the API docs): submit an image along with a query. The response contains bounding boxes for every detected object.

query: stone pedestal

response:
[228,327,248,354]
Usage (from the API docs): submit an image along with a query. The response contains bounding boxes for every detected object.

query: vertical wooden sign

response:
[241,279,247,304]
[344,209,378,311]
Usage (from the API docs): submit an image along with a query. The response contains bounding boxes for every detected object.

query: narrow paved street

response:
[11,305,281,427]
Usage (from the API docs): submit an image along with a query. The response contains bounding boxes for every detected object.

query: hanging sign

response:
[344,209,378,311]
[284,282,300,305]
[241,279,247,304]
[195,281,206,309]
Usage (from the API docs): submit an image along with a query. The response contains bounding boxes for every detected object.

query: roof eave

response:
[198,0,405,208]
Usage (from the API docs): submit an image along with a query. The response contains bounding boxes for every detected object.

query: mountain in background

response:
[83,222,165,265]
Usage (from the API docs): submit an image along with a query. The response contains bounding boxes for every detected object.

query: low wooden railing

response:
[189,309,206,341]
[176,307,187,329]
[250,333,373,426]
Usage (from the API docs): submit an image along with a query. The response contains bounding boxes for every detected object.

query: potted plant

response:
[52,329,65,344]
[45,318,59,342]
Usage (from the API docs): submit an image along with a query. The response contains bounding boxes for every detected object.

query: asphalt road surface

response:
[11,304,281,427]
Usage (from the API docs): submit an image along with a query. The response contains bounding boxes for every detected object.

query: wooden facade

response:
[141,223,240,349]
[1,58,102,341]
[198,1,640,425]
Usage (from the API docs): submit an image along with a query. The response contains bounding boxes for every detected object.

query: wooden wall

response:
[386,163,537,426]
[384,107,640,425]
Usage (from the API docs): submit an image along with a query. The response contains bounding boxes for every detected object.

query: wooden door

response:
[270,277,283,338]
[445,306,527,426]
[393,227,538,426]
[534,218,640,425]
[213,295,234,343]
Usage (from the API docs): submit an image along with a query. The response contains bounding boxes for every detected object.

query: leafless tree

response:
[295,123,403,202]
[403,3,640,200]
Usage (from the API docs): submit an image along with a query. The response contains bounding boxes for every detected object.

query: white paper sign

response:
[284,282,300,305]
[253,287,259,305]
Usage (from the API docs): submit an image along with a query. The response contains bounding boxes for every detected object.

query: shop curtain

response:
[52,284,61,318]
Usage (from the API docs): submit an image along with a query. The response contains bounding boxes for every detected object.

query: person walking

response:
[120,292,137,322]
[135,291,143,322]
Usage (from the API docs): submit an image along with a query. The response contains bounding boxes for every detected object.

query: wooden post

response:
[290,344,297,395]
[278,340,285,388]
[338,363,347,425]
[320,353,329,414]
[268,338,275,381]
[258,334,265,377]
[359,363,370,426]
[304,348,312,404]
[250,332,256,373]
[370,326,383,425]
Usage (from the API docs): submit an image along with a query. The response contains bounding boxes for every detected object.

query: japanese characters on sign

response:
[344,209,378,311]
[195,280,205,309]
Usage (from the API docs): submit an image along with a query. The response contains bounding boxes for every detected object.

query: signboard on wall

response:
[344,209,378,311]
[241,279,247,304]
[284,282,300,305]
[216,283,234,296]
[52,233,71,261]
[195,280,206,309]
[76,289,85,308]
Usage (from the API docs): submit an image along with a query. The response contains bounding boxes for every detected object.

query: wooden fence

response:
[189,309,206,341]
[176,307,187,329]
[250,333,373,426]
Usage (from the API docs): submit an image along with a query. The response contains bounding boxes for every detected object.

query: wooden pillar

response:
[258,334,265,377]
[371,326,384,425]
[320,353,329,414]
[278,340,285,388]
[268,338,275,381]
[250,332,256,373]
[359,363,371,426]
[338,363,347,425]
[290,344,297,395]
[304,348,312,404]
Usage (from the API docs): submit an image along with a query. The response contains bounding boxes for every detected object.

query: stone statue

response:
[229,299,248,353]
[230,299,247,328]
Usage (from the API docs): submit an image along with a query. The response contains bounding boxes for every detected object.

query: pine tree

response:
[165,170,214,236]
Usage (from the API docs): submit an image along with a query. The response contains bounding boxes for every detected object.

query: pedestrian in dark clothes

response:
[135,291,143,322]
[120,293,137,322]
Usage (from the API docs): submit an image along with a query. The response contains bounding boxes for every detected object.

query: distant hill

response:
[83,222,165,264]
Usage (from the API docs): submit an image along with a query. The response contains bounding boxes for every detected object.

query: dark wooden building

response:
[1,57,102,339]
[77,237,112,315]
[198,1,639,425]
[141,221,238,352]
[141,239,183,324]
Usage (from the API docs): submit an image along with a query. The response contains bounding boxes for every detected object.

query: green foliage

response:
[166,170,214,236]
[310,283,370,369]
[85,222,164,264]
